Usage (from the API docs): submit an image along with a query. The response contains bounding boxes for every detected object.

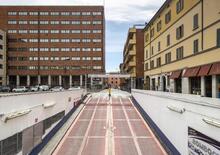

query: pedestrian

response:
[108,85,111,99]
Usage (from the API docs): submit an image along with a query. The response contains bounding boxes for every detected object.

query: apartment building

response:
[144,0,220,98]
[0,30,6,85]
[122,27,144,89]
[0,6,105,88]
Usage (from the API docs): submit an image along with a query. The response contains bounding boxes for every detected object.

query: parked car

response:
[68,86,80,90]
[12,86,28,92]
[0,86,11,92]
[51,86,64,92]
[39,85,50,91]
[30,85,39,92]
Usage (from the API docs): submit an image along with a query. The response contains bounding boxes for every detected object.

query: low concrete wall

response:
[132,89,220,155]
[0,90,86,141]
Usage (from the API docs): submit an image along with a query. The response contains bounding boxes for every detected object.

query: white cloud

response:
[1,0,165,22]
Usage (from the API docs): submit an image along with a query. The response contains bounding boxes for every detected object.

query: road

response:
[52,90,167,155]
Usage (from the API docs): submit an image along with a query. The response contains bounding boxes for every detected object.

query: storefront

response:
[209,62,220,98]
[183,67,201,95]
[170,70,182,93]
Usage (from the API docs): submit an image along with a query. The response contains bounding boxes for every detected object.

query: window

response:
[93,39,101,43]
[72,21,80,25]
[156,57,161,67]
[0,45,2,50]
[93,57,102,60]
[150,60,154,69]
[51,39,59,42]
[40,30,49,34]
[72,48,80,52]
[167,34,170,46]
[40,39,49,43]
[61,21,70,25]
[18,30,28,34]
[82,12,91,16]
[145,33,149,42]
[157,21,162,32]
[50,21,59,25]
[176,46,184,60]
[40,12,49,16]
[72,57,80,60]
[8,30,17,34]
[72,30,81,33]
[40,21,49,25]
[93,21,102,25]
[51,30,59,34]
[145,63,148,71]
[29,30,38,34]
[82,21,91,25]
[61,12,70,16]
[50,48,59,52]
[29,39,38,42]
[82,39,91,43]
[61,39,70,43]
[93,30,102,33]
[93,48,102,52]
[82,30,91,34]
[151,46,154,55]
[145,50,148,59]
[93,12,102,16]
[29,12,38,16]
[82,48,91,52]
[176,0,184,14]
[61,30,70,34]
[193,39,199,53]
[29,21,38,25]
[217,29,220,47]
[165,10,171,24]
[165,52,171,64]
[8,20,17,24]
[176,24,184,40]
[18,12,27,15]
[72,39,80,43]
[8,12,17,16]
[72,12,81,16]
[40,48,49,52]
[193,14,199,30]
[29,48,38,52]
[150,28,154,37]
[51,12,59,16]
[0,35,2,40]
[61,48,70,52]
[158,41,161,51]
[19,21,28,25]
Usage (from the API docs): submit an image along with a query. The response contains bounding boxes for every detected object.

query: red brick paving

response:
[52,94,167,155]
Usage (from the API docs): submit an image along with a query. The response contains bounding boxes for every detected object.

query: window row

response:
[8,11,102,16]
[8,66,102,70]
[8,20,102,25]
[8,29,102,34]
[8,38,102,43]
[9,56,102,61]
[8,47,102,52]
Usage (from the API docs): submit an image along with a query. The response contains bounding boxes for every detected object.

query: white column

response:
[80,75,83,87]
[201,76,205,97]
[170,79,175,93]
[59,75,62,86]
[27,75,30,86]
[6,75,9,85]
[182,77,190,94]
[38,75,41,85]
[16,75,20,86]
[69,75,72,87]
[48,75,51,86]
[212,75,218,98]
[90,77,93,88]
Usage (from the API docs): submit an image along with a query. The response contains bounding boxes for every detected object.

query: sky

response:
[1,0,165,72]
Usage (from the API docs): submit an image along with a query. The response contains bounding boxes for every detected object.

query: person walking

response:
[108,85,111,99]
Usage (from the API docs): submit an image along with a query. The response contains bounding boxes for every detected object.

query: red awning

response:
[170,70,182,79]
[209,62,220,75]
[183,67,200,77]
[198,64,212,76]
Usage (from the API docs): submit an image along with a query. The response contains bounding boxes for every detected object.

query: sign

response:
[188,127,220,155]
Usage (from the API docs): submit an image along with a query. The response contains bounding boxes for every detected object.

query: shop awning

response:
[209,62,220,75]
[197,64,212,76]
[170,70,182,79]
[183,67,200,77]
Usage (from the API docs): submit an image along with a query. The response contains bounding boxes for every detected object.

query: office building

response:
[0,6,105,88]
